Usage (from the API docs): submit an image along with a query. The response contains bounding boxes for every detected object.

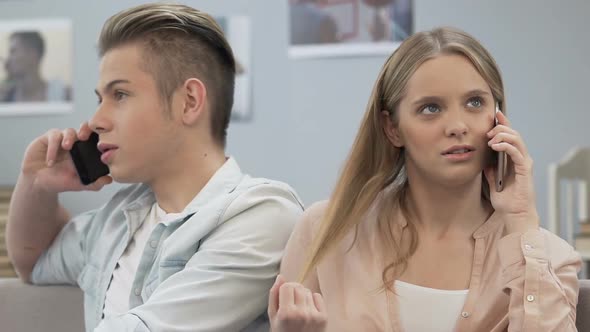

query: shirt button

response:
[527,294,535,302]
[461,311,470,318]
[134,288,141,296]
[150,240,158,248]
[524,244,533,250]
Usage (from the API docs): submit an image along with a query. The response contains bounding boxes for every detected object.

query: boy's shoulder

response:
[220,174,305,222]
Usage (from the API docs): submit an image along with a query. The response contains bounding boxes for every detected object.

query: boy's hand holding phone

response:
[21,123,112,193]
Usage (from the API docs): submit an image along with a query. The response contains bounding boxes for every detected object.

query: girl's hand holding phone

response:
[485,111,539,234]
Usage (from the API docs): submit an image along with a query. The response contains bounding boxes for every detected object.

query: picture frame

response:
[0,18,73,116]
[289,0,413,59]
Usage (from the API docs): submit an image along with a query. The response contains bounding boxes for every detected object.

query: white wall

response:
[0,0,588,227]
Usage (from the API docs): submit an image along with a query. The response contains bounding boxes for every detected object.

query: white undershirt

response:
[103,203,182,317]
[395,280,469,332]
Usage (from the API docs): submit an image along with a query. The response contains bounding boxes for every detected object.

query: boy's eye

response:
[114,91,128,100]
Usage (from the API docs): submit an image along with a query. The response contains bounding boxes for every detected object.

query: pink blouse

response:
[280,201,581,331]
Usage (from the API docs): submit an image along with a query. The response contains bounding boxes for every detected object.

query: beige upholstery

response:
[0,278,84,332]
[0,278,589,331]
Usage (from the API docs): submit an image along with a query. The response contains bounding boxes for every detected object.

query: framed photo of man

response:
[0,18,73,116]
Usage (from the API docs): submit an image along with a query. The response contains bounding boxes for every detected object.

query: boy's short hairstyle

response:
[98,3,236,147]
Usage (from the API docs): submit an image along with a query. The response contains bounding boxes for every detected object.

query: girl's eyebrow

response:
[411,89,491,106]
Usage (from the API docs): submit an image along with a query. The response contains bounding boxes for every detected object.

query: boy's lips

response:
[97,142,118,154]
[100,149,117,164]
[97,143,119,164]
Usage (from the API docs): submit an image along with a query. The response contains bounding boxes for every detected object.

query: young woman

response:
[268,27,581,331]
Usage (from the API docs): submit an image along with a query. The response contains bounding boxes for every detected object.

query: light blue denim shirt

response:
[31,158,304,331]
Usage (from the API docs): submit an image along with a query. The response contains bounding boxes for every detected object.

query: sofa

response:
[1,278,589,331]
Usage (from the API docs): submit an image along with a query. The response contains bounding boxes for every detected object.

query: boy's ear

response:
[381,110,404,148]
[181,78,207,125]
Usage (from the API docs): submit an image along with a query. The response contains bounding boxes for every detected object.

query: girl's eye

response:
[419,104,441,114]
[467,96,483,108]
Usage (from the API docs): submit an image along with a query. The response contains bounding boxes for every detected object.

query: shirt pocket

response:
[142,261,187,300]
[77,263,101,298]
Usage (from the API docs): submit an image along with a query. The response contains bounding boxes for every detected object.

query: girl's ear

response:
[381,110,404,147]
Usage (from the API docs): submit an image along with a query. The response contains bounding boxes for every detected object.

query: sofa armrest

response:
[577,279,590,331]
[0,278,84,332]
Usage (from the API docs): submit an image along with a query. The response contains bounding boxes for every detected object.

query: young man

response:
[6,4,303,331]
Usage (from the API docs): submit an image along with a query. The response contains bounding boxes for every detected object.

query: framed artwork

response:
[0,18,73,116]
[289,0,413,59]
[216,16,252,121]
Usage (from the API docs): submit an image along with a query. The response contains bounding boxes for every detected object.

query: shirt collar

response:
[472,211,502,238]
[179,156,243,216]
[123,156,244,223]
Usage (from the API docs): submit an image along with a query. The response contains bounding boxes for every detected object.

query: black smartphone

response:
[494,103,506,192]
[69,132,110,185]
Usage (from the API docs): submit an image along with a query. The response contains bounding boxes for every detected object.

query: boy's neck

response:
[150,146,227,213]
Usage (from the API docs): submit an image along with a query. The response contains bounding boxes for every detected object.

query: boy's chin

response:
[108,169,144,184]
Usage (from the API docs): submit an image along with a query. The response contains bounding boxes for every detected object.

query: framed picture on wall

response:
[289,0,413,59]
[0,18,73,116]
[215,16,252,122]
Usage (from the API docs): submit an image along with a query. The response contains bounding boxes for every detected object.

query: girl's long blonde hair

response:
[301,27,506,290]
